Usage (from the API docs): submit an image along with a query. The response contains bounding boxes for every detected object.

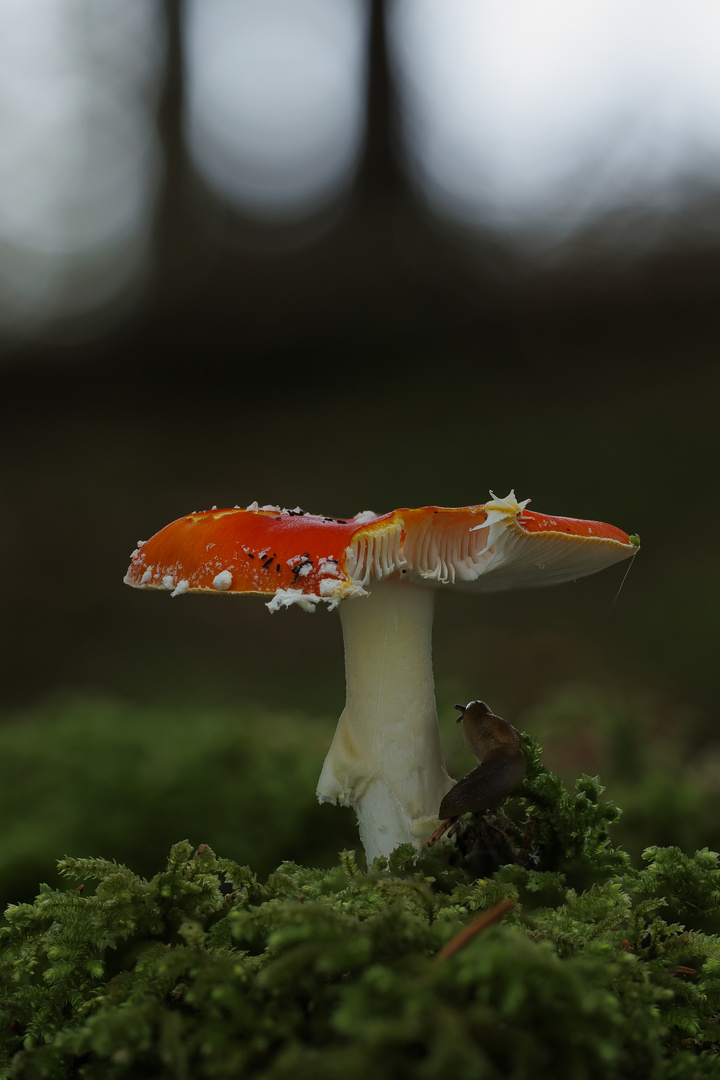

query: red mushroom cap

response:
[124,504,375,607]
[124,493,638,609]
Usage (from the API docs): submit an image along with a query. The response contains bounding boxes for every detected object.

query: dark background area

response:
[0,2,718,875]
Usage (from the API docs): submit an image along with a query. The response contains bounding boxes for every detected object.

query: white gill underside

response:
[344,513,630,595]
[401,516,499,584]
[344,522,406,588]
[343,516,502,591]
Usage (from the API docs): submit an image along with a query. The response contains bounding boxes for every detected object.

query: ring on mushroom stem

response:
[124,491,639,863]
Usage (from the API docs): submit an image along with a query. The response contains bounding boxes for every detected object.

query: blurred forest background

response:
[1,0,719,901]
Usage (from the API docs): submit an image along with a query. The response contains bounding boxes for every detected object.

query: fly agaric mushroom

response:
[124,492,638,862]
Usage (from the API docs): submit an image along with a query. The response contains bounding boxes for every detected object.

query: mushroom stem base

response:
[316,581,453,862]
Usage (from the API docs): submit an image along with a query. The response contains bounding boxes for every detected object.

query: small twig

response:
[436,899,516,960]
[517,818,537,865]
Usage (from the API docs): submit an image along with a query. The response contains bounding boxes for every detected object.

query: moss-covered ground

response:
[2,703,720,1078]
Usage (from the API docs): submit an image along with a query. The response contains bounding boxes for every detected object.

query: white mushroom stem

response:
[316,581,454,863]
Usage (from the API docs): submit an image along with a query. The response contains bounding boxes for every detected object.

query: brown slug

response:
[438,700,526,820]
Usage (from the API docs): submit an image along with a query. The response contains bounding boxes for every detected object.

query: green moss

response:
[0,695,354,907]
[2,739,720,1078]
